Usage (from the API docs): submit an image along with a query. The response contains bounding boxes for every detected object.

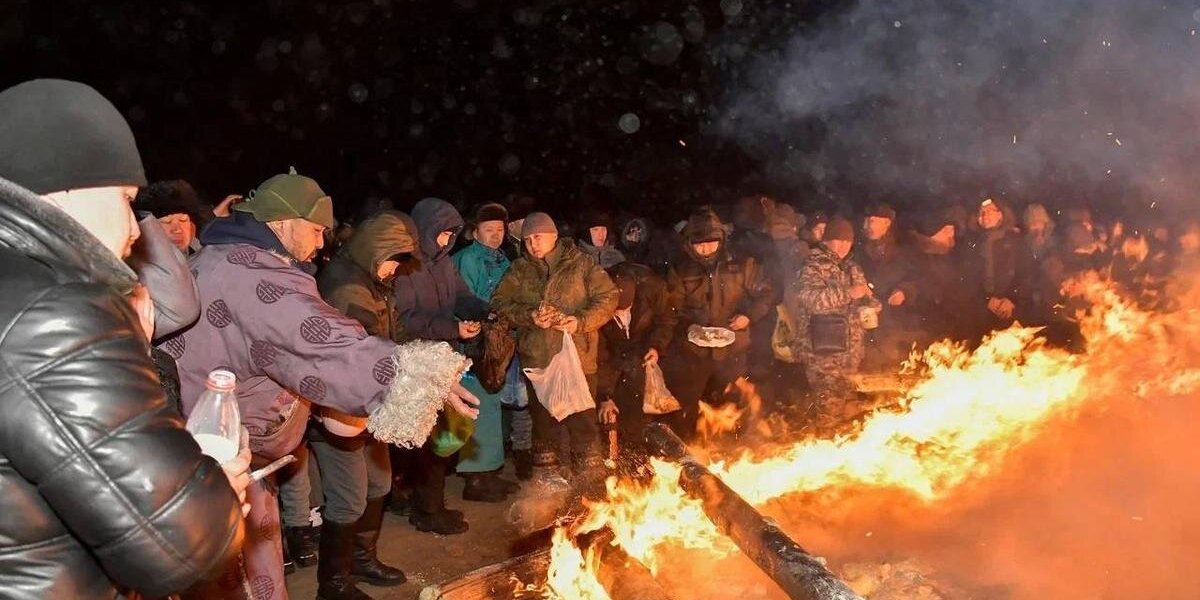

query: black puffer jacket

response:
[0,177,242,599]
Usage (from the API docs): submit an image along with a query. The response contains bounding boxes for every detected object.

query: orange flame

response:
[696,400,742,441]
[545,529,611,600]
[542,272,1195,595]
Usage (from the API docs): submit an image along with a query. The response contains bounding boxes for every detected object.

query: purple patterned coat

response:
[165,242,401,457]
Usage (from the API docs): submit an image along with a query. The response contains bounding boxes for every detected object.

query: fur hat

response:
[472,202,508,225]
[135,180,207,225]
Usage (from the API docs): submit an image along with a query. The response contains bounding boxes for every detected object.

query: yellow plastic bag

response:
[772,303,798,363]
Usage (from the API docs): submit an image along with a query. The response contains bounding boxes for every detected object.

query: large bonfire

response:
[538,272,1200,599]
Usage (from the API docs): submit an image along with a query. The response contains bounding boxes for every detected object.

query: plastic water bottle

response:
[186,369,241,463]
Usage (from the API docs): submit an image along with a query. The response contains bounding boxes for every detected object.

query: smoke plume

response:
[719,0,1200,215]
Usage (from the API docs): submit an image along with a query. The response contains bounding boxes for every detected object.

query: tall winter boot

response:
[352,497,407,586]
[512,449,534,481]
[316,520,372,600]
[281,529,295,575]
[283,525,318,569]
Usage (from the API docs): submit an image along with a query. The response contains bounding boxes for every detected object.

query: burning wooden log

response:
[418,547,551,600]
[420,530,673,600]
[850,372,917,394]
[583,529,675,600]
[643,423,863,600]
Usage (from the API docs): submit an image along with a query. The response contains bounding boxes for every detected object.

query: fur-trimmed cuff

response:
[367,340,471,448]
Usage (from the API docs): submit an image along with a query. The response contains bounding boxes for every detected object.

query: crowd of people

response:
[2,78,1198,600]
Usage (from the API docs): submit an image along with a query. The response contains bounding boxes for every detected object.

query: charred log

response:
[418,548,551,600]
[420,530,672,600]
[643,423,863,600]
[583,529,675,600]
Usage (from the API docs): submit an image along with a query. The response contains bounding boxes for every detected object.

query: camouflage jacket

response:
[492,238,619,374]
[790,244,881,358]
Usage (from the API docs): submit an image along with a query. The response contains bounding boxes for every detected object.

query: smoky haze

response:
[718,0,1200,215]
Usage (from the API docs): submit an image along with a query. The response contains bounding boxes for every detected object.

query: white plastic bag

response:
[642,362,682,415]
[523,331,595,421]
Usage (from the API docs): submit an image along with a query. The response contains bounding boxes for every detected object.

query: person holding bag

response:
[392,198,492,535]
[493,213,619,491]
[596,263,676,456]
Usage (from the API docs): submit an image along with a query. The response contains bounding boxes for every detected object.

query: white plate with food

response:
[687,325,737,348]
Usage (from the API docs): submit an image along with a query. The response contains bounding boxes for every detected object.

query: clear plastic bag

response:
[771,303,798,363]
[642,362,682,415]
[523,331,595,421]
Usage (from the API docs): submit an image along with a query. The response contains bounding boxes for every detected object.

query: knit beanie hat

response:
[135,180,207,225]
[521,212,557,238]
[472,202,508,225]
[235,167,335,229]
[0,79,146,195]
[824,216,856,243]
[865,202,896,221]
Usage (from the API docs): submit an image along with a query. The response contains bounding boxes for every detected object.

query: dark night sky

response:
[7,1,1196,228]
[1,0,825,223]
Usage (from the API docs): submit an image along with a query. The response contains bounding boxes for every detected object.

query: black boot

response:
[352,497,407,586]
[281,529,296,575]
[316,521,372,600]
[386,490,410,517]
[284,525,318,569]
[408,507,469,535]
[489,470,521,494]
[513,449,534,481]
[462,473,510,503]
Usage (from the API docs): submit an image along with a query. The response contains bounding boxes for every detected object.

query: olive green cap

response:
[235,166,336,229]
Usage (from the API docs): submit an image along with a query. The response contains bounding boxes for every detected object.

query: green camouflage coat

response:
[492,238,619,374]
[790,244,881,398]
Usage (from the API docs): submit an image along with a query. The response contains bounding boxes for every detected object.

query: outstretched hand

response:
[446,381,481,419]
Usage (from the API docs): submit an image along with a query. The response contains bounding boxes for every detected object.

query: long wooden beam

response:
[643,423,862,600]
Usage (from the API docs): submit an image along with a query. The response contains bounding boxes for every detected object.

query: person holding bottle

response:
[0,79,247,599]
[167,171,479,600]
